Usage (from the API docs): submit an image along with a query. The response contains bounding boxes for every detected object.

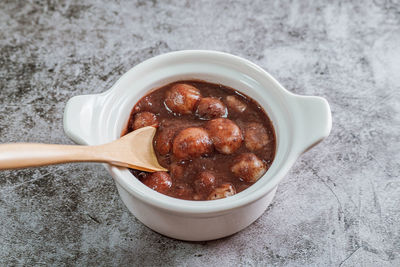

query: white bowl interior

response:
[94,51,297,213]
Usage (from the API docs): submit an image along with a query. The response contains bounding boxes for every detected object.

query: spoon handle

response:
[0,143,105,170]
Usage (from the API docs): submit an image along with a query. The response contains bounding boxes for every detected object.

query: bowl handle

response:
[288,94,332,155]
[63,95,98,145]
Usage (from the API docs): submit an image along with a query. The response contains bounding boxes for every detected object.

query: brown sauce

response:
[123,80,276,200]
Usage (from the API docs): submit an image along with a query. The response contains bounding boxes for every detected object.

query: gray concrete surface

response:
[1,0,399,266]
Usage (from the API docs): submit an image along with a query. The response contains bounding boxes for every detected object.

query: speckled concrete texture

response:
[0,0,399,266]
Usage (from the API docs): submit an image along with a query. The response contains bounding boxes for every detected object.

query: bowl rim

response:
[96,50,303,215]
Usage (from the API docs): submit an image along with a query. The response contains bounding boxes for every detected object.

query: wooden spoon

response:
[0,126,167,172]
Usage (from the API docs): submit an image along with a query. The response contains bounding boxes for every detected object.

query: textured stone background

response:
[0,0,399,266]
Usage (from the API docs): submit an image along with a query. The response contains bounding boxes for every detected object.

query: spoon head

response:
[111,126,168,172]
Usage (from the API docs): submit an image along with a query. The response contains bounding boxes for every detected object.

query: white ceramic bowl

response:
[63,50,332,241]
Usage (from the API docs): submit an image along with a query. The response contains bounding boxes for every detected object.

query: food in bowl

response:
[122,80,276,200]
[65,50,331,240]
